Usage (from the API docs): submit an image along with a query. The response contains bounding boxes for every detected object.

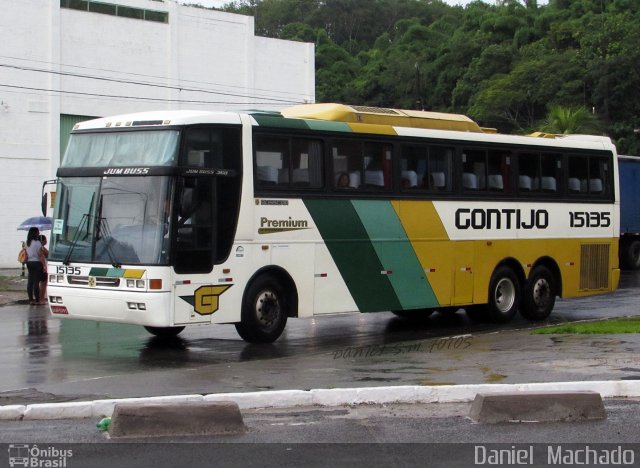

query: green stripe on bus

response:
[351,200,439,309]
[304,120,352,133]
[251,114,309,130]
[88,268,109,276]
[303,199,401,312]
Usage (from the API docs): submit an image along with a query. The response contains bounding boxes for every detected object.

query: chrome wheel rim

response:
[255,289,280,329]
[494,278,516,313]
[532,278,551,308]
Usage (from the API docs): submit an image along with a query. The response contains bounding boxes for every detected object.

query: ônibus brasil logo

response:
[8,444,73,467]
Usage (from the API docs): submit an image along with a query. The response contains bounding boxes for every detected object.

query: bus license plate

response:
[51,305,68,315]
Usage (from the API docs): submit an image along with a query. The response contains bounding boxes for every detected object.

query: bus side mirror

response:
[41,193,47,216]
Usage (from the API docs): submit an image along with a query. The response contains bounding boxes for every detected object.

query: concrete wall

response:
[0,0,314,267]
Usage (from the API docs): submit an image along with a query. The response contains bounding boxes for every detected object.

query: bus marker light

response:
[136,280,145,288]
[566,262,575,266]
[315,273,328,278]
[126,279,135,288]
[425,268,436,273]
[176,280,191,285]
[223,268,231,274]
[262,245,269,250]
[137,303,146,310]
[149,279,162,289]
[51,305,68,315]
[381,270,393,275]
[219,278,233,283]
[127,302,137,310]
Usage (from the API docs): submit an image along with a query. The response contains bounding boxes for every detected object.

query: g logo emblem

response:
[193,285,231,315]
[88,276,97,288]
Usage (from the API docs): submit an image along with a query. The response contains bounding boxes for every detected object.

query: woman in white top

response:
[25,227,46,305]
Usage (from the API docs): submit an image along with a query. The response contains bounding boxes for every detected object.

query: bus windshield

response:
[62,130,180,167]
[49,176,173,265]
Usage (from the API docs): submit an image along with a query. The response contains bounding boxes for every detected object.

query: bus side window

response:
[292,138,324,189]
[400,144,452,192]
[255,136,288,188]
[332,140,361,190]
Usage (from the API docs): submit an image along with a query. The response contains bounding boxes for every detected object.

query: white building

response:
[1,0,315,267]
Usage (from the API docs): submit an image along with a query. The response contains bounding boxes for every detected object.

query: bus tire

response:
[235,274,288,343]
[485,266,520,323]
[622,239,640,270]
[144,326,185,338]
[520,265,556,321]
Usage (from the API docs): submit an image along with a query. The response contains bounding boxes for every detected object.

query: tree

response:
[539,106,602,134]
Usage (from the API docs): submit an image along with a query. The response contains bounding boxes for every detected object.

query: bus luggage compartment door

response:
[453,241,475,304]
[173,282,214,325]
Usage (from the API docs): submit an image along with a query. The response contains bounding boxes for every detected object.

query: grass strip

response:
[533,317,640,335]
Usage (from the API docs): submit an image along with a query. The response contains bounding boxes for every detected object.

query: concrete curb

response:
[1,380,639,421]
[109,401,246,438]
[468,391,607,423]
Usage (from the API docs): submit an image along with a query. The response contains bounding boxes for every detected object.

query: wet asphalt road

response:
[0,271,639,404]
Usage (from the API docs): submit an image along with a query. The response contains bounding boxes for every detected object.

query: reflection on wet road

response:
[1,270,639,401]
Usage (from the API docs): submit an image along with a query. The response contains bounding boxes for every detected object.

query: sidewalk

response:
[0,268,29,306]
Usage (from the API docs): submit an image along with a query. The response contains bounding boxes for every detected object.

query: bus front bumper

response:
[48,285,174,327]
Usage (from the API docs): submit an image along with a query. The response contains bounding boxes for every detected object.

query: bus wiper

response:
[95,193,121,269]
[63,213,90,266]
[96,216,121,269]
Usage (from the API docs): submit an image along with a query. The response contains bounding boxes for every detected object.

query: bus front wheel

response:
[485,266,520,323]
[144,326,185,338]
[520,265,556,321]
[235,274,288,343]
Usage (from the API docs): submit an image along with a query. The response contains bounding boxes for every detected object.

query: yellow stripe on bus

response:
[391,200,453,304]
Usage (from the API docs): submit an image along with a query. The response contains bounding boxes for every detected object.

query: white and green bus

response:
[47,104,620,342]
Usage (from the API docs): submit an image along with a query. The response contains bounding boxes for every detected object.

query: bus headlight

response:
[49,274,64,283]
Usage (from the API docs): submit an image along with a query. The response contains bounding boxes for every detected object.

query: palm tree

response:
[540,106,603,134]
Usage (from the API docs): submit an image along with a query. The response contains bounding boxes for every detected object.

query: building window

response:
[60,0,169,24]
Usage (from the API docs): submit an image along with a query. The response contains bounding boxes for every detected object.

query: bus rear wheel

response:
[144,326,185,338]
[235,274,288,343]
[485,266,520,323]
[520,265,556,321]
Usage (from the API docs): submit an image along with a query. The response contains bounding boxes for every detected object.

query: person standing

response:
[39,234,49,304]
[25,227,46,305]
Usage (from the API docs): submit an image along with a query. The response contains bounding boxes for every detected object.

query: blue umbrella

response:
[17,216,53,231]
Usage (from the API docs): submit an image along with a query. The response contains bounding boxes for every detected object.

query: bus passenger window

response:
[332,140,361,190]
[518,152,559,194]
[183,127,239,169]
[255,136,288,188]
[363,142,391,190]
[400,144,452,192]
[567,155,588,194]
[292,138,323,188]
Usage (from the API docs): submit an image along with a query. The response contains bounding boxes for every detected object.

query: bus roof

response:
[281,103,491,133]
[71,110,242,131]
[71,105,615,152]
